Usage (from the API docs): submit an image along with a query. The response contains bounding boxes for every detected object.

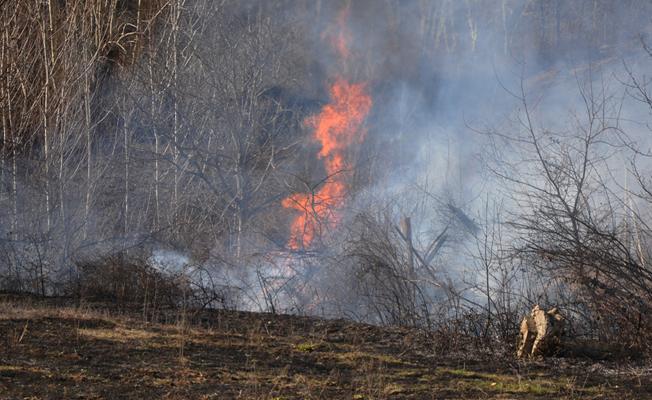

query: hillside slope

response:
[1,300,651,399]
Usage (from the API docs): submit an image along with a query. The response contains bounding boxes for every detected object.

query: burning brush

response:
[282,8,372,251]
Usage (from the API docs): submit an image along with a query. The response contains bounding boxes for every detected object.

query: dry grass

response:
[0,299,651,399]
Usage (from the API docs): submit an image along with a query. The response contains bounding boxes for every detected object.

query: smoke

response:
[5,0,652,321]
[136,1,652,316]
[264,0,652,317]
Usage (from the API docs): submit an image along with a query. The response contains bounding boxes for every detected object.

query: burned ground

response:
[1,300,650,399]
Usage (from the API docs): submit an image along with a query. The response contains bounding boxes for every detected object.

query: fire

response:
[331,7,352,61]
[282,10,372,250]
[282,80,372,249]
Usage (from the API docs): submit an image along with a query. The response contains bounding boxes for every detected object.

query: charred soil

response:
[0,299,650,399]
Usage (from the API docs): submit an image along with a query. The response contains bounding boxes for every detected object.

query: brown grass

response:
[0,299,651,399]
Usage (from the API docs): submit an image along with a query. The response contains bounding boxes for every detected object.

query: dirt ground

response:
[1,299,651,399]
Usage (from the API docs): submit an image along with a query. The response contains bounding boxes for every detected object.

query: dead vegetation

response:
[4,2,652,397]
[1,299,651,399]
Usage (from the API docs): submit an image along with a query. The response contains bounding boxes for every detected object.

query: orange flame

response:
[282,7,372,250]
[282,79,372,249]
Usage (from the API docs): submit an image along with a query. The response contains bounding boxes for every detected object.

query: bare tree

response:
[482,70,652,346]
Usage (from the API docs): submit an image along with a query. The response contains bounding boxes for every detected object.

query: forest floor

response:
[1,298,651,399]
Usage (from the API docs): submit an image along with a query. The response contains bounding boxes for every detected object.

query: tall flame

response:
[282,10,372,250]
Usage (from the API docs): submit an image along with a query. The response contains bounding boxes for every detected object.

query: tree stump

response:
[517,305,564,358]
